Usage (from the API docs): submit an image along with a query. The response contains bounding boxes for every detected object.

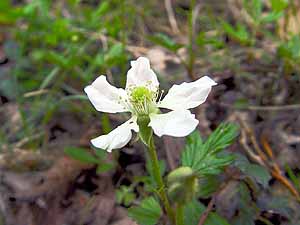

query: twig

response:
[234,111,300,203]
[244,104,300,111]
[198,195,215,225]
[236,113,300,201]
[23,89,49,98]
[197,179,232,225]
[261,136,300,201]
[227,0,255,29]
[271,170,300,201]
[260,134,274,159]
[164,0,180,34]
[220,102,300,111]
[239,129,266,166]
[238,117,268,162]
[257,216,275,225]
[15,132,44,148]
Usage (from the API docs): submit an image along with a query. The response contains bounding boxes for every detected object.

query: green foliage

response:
[270,0,289,12]
[148,33,183,52]
[242,164,271,188]
[260,11,283,24]
[234,154,271,188]
[285,164,300,193]
[197,175,221,198]
[146,158,166,188]
[64,147,114,173]
[222,22,252,45]
[278,35,300,62]
[243,0,263,22]
[181,123,238,176]
[1,1,299,224]
[64,147,99,164]
[184,200,230,225]
[167,166,198,204]
[128,197,162,225]
[242,0,283,25]
[0,1,23,24]
[116,185,136,207]
[197,32,224,49]
[232,183,257,225]
[104,43,126,67]
[1,0,138,145]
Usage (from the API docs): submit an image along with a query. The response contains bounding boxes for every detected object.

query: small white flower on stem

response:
[84,57,216,152]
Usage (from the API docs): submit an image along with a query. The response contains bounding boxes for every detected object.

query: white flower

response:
[84,57,216,152]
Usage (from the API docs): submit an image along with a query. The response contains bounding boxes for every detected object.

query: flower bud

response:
[167,166,198,204]
[167,166,194,184]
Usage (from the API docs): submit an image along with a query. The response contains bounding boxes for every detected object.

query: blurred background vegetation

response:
[0,0,300,225]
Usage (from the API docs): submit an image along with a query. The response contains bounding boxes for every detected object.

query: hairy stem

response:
[148,137,175,224]
[187,0,196,80]
[175,204,184,225]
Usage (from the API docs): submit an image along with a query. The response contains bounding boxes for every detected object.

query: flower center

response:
[127,86,161,116]
[130,86,152,103]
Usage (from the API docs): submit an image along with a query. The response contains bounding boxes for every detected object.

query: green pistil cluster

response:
[130,86,153,104]
[128,86,159,116]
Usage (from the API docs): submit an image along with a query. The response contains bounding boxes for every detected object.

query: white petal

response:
[84,75,128,113]
[149,110,198,137]
[126,57,159,91]
[91,119,139,152]
[159,76,217,111]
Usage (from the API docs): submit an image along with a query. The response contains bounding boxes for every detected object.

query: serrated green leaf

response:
[181,131,204,168]
[128,197,162,225]
[197,175,221,198]
[184,200,230,225]
[204,123,239,153]
[64,147,99,164]
[182,123,238,176]
[116,185,136,207]
[243,164,271,188]
[261,196,292,218]
[234,154,271,188]
[232,183,256,225]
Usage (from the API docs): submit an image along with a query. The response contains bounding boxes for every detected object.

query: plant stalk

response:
[148,137,175,224]
[187,0,196,80]
[175,204,184,225]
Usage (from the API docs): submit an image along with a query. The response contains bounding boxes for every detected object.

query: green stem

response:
[187,0,196,80]
[175,204,184,225]
[148,137,175,224]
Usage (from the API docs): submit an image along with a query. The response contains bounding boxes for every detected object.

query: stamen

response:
[157,90,164,103]
[125,84,163,116]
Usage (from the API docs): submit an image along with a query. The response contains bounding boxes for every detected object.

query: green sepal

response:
[137,115,153,146]
[167,166,198,204]
[167,166,194,184]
